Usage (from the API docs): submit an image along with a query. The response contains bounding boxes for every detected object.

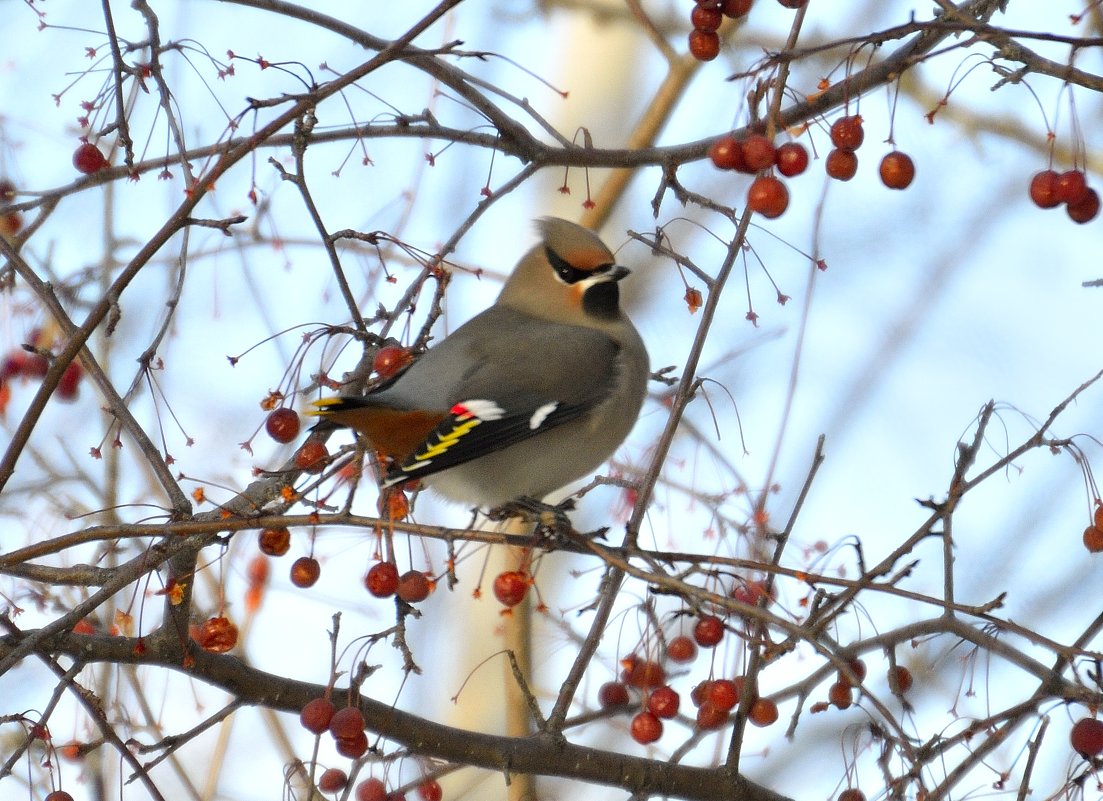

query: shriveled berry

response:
[838,657,867,687]
[197,616,238,653]
[258,526,291,557]
[838,790,866,801]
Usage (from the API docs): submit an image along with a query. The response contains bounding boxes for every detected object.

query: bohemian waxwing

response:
[309,217,649,507]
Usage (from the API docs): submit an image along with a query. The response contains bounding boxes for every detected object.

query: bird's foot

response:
[487,497,577,542]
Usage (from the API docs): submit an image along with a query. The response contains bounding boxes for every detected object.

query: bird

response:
[308,217,649,509]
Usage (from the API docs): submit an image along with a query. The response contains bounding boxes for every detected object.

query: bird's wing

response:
[380,313,622,486]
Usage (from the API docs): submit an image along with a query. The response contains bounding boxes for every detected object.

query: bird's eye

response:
[545,246,612,285]
[545,246,584,283]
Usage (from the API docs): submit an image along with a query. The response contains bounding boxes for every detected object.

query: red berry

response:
[56,361,83,401]
[708,135,745,171]
[776,0,807,7]
[748,697,779,726]
[740,134,776,171]
[829,115,864,150]
[397,569,431,603]
[373,345,413,379]
[693,614,725,647]
[0,179,15,201]
[295,440,329,473]
[1083,525,1103,553]
[1071,717,1103,757]
[731,579,774,607]
[417,780,443,801]
[695,702,729,729]
[721,0,753,16]
[621,656,666,689]
[492,570,529,607]
[300,697,336,734]
[838,790,866,801]
[356,777,388,801]
[1055,169,1090,205]
[775,142,809,177]
[746,175,789,218]
[598,680,630,708]
[328,706,366,739]
[1067,188,1100,224]
[258,526,291,557]
[838,657,867,687]
[690,5,723,31]
[890,665,913,693]
[336,730,369,759]
[365,561,400,597]
[1029,169,1062,209]
[825,148,858,181]
[828,681,853,709]
[646,685,681,719]
[290,556,321,588]
[666,634,697,663]
[879,151,915,189]
[319,768,349,793]
[197,616,238,653]
[266,408,301,443]
[630,711,663,744]
[707,678,740,711]
[688,29,720,61]
[73,142,109,174]
[45,793,76,801]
